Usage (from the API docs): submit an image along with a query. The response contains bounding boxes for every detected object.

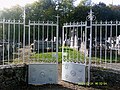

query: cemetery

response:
[0,0,120,90]
[31,40,57,53]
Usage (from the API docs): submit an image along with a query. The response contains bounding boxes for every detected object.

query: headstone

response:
[70,30,74,48]
[74,29,78,49]
[83,31,85,43]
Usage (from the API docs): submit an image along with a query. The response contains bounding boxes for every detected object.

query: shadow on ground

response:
[27,84,73,90]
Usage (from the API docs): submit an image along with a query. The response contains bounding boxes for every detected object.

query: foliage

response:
[0,5,23,20]
[0,1,120,43]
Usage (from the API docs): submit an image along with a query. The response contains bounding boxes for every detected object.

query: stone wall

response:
[0,64,27,90]
[90,66,120,89]
[0,64,120,89]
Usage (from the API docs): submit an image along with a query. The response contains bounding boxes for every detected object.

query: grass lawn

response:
[30,47,120,63]
[10,47,120,64]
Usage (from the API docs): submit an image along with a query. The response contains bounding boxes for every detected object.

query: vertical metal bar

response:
[77,23,79,62]
[95,21,97,66]
[8,20,10,64]
[88,9,93,86]
[84,21,87,65]
[72,26,74,62]
[33,21,35,62]
[13,20,15,62]
[65,27,69,59]
[70,22,72,61]
[18,20,21,63]
[62,26,65,62]
[110,21,112,65]
[28,20,31,63]
[3,19,5,65]
[42,21,44,61]
[64,27,66,53]
[80,21,82,62]
[51,22,53,61]
[56,15,59,65]
[105,21,107,68]
[47,21,49,57]
[56,15,59,83]
[100,21,102,66]
[23,7,26,63]
[69,26,71,61]
[73,23,75,62]
[38,23,40,62]
[115,21,118,63]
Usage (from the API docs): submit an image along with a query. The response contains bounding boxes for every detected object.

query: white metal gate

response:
[28,17,59,85]
[62,10,120,85]
[62,21,87,85]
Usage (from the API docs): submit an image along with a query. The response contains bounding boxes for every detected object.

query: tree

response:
[79,0,91,6]
[0,5,23,20]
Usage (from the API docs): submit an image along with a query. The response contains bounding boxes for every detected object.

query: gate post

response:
[87,9,96,86]
[23,7,26,63]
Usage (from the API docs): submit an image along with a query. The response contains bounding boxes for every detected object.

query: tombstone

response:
[80,31,88,55]
[116,35,120,48]
[70,30,74,48]
[54,37,56,42]
[74,29,78,49]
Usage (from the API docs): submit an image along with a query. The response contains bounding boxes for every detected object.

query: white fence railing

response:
[0,18,59,65]
[62,21,120,68]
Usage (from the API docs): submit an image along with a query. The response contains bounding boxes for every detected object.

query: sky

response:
[75,0,120,6]
[0,0,120,10]
[0,0,38,9]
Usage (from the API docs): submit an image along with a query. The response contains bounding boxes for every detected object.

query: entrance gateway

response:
[0,10,120,85]
[62,21,87,84]
[28,16,59,84]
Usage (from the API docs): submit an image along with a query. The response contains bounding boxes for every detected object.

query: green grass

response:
[11,47,120,64]
[62,47,86,63]
[29,47,86,63]
[30,52,62,63]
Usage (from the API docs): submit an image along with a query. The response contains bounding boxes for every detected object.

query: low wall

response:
[0,64,120,89]
[90,66,120,89]
[0,64,27,90]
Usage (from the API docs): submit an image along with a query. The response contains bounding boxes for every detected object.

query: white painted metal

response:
[62,62,86,84]
[28,16,59,84]
[28,64,58,85]
[23,7,26,63]
[62,9,120,85]
[105,21,108,68]
[2,19,5,65]
[88,9,93,86]
[8,20,10,64]
[62,21,87,85]
[0,19,24,65]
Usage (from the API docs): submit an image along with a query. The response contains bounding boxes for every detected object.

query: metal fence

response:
[28,20,59,64]
[0,19,24,65]
[0,15,120,85]
[62,20,120,84]
[0,18,59,65]
[90,21,120,68]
